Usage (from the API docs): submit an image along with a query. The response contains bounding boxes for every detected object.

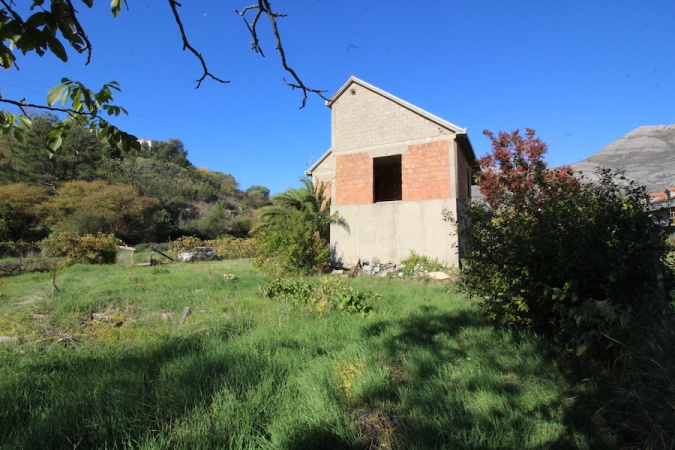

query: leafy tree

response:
[100,152,237,205]
[0,182,50,241]
[2,114,106,186]
[244,185,271,209]
[457,129,667,356]
[133,139,191,168]
[44,180,163,244]
[0,1,327,152]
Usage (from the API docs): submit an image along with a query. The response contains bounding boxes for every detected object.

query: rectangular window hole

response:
[373,155,402,202]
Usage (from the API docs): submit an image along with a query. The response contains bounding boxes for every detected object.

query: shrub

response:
[42,232,120,265]
[260,276,376,316]
[458,129,669,357]
[168,236,257,260]
[399,250,446,276]
[253,209,329,277]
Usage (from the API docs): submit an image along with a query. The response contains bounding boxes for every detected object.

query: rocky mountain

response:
[570,125,675,193]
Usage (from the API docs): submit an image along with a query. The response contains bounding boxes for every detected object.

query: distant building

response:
[648,187,675,234]
[138,138,152,149]
[307,77,477,268]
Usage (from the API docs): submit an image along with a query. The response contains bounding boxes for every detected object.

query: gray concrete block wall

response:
[331,85,447,152]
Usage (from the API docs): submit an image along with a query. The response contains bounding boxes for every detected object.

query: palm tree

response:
[253,177,335,241]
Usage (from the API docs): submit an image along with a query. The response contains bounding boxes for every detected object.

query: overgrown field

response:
[0,260,611,449]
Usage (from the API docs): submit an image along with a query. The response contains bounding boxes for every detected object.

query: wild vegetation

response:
[0,258,620,449]
[456,129,675,447]
[253,178,333,277]
[0,115,271,245]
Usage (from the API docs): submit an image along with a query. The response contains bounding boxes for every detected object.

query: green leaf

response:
[25,12,47,28]
[46,83,68,106]
[18,116,32,129]
[46,35,67,62]
[47,135,63,152]
[13,128,24,143]
[576,342,588,356]
[0,46,15,69]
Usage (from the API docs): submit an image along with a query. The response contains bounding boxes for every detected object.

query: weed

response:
[400,250,446,276]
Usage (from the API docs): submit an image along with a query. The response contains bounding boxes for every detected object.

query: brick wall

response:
[335,152,373,205]
[402,141,451,201]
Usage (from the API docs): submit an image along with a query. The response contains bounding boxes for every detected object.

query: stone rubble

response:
[332,259,452,280]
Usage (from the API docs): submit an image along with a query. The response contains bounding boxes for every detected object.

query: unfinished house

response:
[307,77,477,268]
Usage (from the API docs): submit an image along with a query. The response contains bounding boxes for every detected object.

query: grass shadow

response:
[360,304,615,449]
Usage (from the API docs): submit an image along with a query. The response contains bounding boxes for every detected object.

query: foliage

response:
[133,139,191,168]
[0,182,50,242]
[0,241,41,257]
[1,118,264,241]
[254,208,329,277]
[255,177,334,242]
[169,236,257,260]
[41,231,120,265]
[43,180,163,244]
[260,276,376,315]
[243,185,271,209]
[457,129,667,356]
[1,114,107,186]
[252,178,334,276]
[400,250,446,276]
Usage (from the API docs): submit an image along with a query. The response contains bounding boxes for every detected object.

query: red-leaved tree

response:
[458,128,666,359]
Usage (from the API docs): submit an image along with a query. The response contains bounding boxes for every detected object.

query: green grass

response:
[0,260,610,449]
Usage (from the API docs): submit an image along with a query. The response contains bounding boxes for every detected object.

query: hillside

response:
[570,125,675,192]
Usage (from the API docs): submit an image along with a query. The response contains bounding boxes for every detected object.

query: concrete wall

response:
[330,198,459,267]
[331,84,453,152]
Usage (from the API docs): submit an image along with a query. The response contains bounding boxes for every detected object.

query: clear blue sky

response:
[2,0,674,194]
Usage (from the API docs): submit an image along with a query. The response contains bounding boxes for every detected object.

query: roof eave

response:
[306,147,332,176]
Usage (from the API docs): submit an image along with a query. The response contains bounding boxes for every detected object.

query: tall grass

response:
[0,260,611,449]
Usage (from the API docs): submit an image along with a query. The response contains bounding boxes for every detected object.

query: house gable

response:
[308,77,477,267]
[330,77,464,152]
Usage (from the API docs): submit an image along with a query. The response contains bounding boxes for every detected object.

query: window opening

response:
[373,155,402,202]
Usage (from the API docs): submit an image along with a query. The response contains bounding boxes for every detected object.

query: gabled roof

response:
[328,76,468,135]
[307,76,478,176]
[306,147,332,175]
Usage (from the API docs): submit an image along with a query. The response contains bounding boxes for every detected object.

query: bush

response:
[42,232,120,265]
[253,209,329,277]
[399,250,446,276]
[260,276,376,316]
[169,236,257,260]
[458,129,669,357]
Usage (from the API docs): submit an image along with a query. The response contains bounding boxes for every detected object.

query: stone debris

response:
[335,259,453,280]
